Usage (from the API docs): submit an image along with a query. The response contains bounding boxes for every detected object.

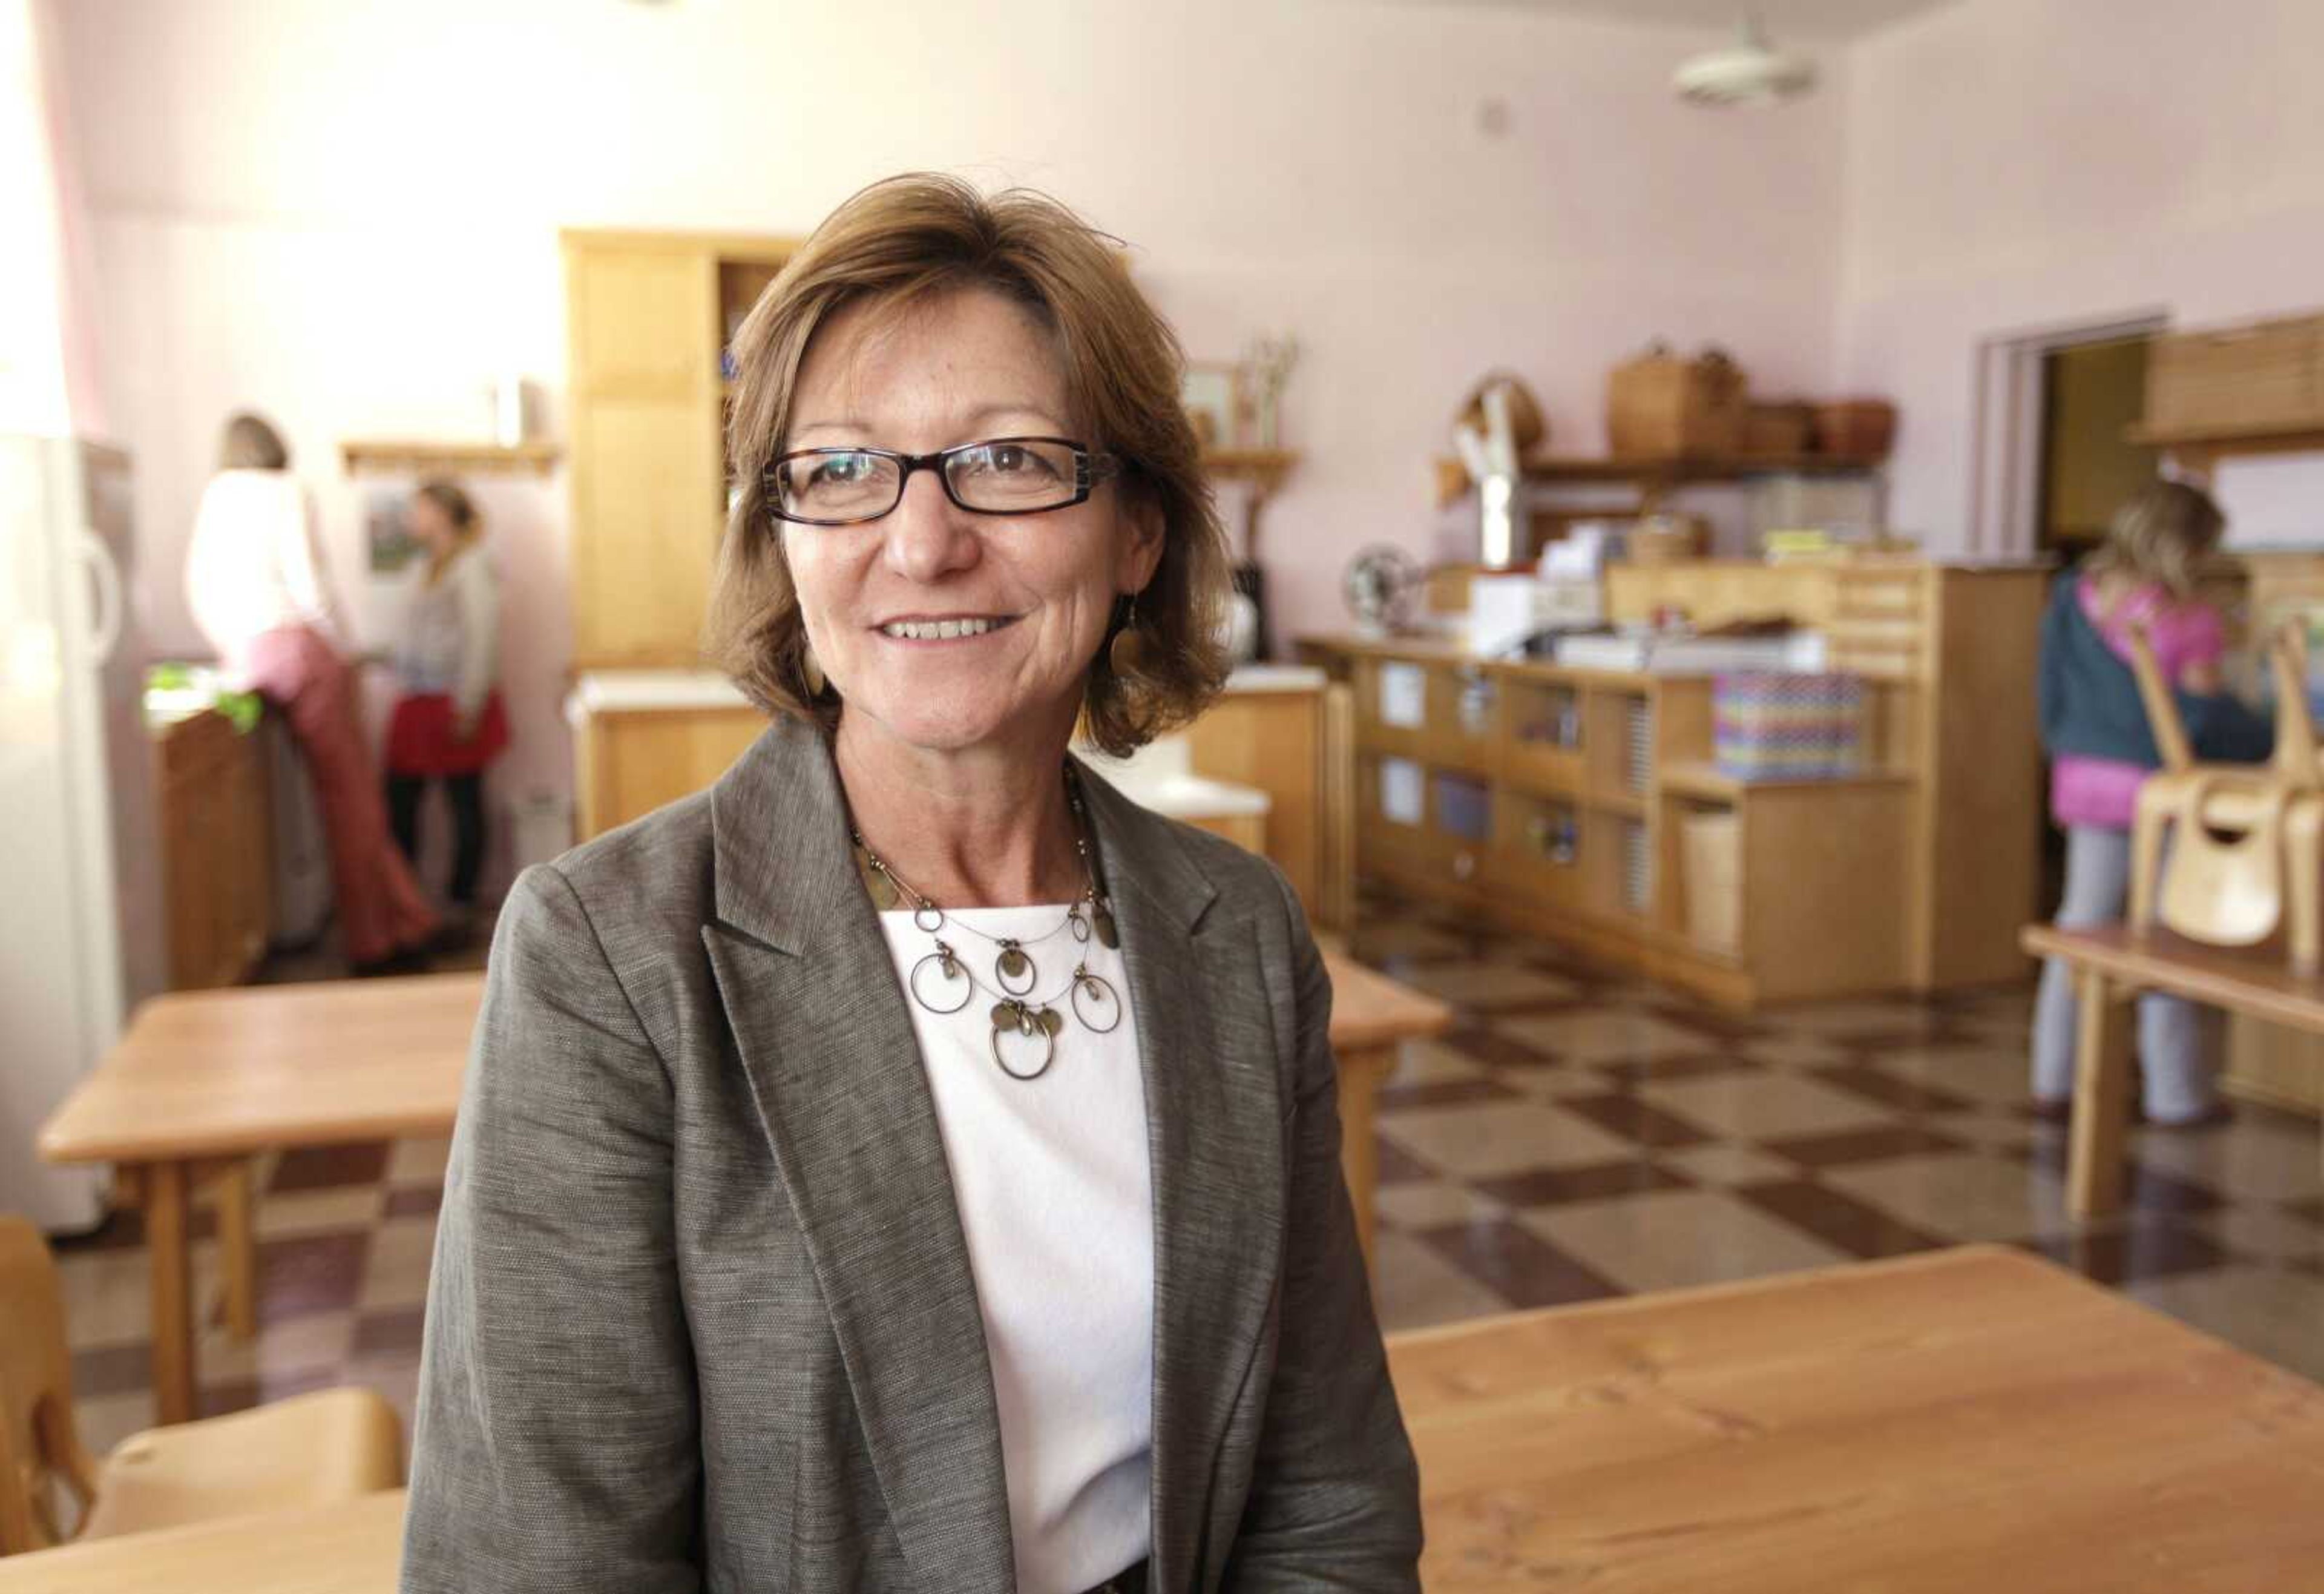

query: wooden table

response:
[39,955,1445,1425]
[1321,950,1454,1268]
[38,975,481,1425]
[0,1490,404,1593]
[1391,1245,2324,1591]
[2021,921,2324,1217]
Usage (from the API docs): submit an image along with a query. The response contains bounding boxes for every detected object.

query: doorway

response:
[1971,311,2170,918]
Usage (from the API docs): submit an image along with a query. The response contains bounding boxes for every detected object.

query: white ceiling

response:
[1359,0,1961,44]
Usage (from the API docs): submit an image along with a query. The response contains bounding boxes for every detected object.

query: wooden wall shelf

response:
[340,440,562,477]
[1431,452,1883,509]
[2127,420,2324,469]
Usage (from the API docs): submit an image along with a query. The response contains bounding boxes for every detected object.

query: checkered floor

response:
[53,898,2324,1459]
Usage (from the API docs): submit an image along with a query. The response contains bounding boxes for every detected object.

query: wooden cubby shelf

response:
[1300,559,2046,1010]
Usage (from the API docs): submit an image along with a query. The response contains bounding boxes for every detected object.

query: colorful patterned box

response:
[1713,673,1865,781]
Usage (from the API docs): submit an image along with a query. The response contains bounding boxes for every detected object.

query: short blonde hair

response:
[706,173,1232,757]
[218,412,288,471]
[2087,479,2225,600]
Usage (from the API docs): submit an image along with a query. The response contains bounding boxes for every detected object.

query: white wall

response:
[54,0,1850,878]
[1836,0,2324,553]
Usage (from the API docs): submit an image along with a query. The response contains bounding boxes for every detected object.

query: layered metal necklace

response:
[852,774,1123,1082]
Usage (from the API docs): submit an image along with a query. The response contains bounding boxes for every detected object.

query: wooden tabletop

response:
[40,957,1446,1167]
[1388,1245,2324,1591]
[1321,950,1454,1051]
[0,1490,404,1593]
[2021,921,2324,1036]
[38,974,482,1164]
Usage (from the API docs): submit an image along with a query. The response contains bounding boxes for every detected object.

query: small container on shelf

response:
[1713,673,1866,782]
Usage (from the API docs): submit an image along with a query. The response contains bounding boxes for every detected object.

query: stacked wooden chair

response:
[2127,621,2324,970]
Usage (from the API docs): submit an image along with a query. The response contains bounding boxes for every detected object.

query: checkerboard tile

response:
[50,893,2324,1447]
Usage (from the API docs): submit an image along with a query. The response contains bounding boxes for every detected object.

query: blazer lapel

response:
[702,720,1016,1594]
[1077,766,1289,1592]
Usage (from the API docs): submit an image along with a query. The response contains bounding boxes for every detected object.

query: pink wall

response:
[53,0,1848,881]
[1837,0,2324,553]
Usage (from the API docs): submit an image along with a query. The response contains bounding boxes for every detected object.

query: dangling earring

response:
[801,642,826,697]
[1108,593,1149,677]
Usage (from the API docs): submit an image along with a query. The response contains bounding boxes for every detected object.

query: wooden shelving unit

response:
[1300,559,2047,1009]
[563,228,804,669]
[2127,420,2324,478]
[339,440,562,477]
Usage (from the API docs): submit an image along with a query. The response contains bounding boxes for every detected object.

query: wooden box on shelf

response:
[2145,314,2324,436]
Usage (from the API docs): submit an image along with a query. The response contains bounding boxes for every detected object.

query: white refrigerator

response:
[1,435,167,1232]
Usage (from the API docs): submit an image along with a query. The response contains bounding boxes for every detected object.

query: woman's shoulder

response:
[518,788,719,943]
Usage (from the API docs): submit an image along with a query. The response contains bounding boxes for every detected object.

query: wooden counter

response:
[569,665,1338,917]
[150,708,271,990]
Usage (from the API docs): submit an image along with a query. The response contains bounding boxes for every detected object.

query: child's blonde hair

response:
[2086,479,2224,601]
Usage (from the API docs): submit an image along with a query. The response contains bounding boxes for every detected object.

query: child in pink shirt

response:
[2032,481,2231,1127]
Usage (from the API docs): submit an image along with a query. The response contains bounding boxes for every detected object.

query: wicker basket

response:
[1811,400,1897,460]
[1607,344,1748,458]
[1744,401,1814,456]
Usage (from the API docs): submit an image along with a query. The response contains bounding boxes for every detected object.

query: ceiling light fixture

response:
[1673,15,1818,109]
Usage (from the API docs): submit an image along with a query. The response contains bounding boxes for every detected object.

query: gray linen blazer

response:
[400,716,1422,1593]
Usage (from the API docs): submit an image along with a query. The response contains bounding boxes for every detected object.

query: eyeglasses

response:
[765,436,1121,527]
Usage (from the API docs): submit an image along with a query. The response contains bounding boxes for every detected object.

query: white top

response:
[395,544,501,718]
[183,469,346,681]
[876,904,1154,1594]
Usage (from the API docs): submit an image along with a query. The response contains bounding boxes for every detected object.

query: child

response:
[384,480,508,943]
[2033,479,2260,1128]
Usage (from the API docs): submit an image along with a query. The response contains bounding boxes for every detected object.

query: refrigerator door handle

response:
[73,529,124,666]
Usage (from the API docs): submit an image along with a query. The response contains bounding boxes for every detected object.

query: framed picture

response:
[366,489,417,575]
[1179,363,1246,450]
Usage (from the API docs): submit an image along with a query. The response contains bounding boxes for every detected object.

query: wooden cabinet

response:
[153,710,272,990]
[1302,561,2047,1009]
[563,229,803,669]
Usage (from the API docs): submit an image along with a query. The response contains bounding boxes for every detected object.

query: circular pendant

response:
[911,902,944,935]
[1069,904,1092,944]
[1071,967,1123,1033]
[994,941,1036,995]
[908,949,973,1014]
[990,1008,1057,1080]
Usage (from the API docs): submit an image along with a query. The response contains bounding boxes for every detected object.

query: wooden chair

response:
[2127,622,2324,963]
[0,1216,402,1556]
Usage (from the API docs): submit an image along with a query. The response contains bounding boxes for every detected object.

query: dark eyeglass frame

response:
[764,435,1122,528]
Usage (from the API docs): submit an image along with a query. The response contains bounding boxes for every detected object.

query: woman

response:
[183,412,435,973]
[384,479,509,943]
[402,176,1421,1593]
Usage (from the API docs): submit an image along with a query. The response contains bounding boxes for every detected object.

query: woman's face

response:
[780,287,1162,764]
[407,495,455,554]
